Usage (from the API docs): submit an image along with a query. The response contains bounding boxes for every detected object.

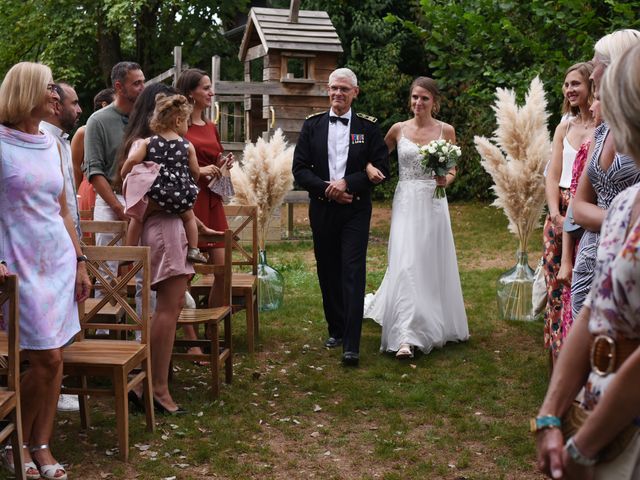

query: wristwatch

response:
[565,436,598,466]
[530,415,561,433]
[76,255,89,263]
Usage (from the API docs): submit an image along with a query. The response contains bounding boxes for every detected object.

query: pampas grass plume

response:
[474,77,550,252]
[230,129,294,249]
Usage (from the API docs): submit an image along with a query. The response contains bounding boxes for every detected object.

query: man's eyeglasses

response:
[329,86,353,94]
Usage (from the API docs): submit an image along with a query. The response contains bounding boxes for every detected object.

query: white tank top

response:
[559,127,578,188]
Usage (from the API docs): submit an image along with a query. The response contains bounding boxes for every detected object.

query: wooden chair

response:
[61,246,154,461]
[0,275,25,480]
[79,220,130,332]
[224,205,259,353]
[173,230,233,398]
[79,219,128,247]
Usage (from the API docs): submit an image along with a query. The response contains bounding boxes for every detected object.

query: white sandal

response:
[3,444,41,480]
[30,444,68,480]
[396,344,414,359]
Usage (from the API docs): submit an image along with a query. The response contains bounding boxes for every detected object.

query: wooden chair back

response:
[224,205,258,275]
[0,275,26,476]
[0,275,19,396]
[79,208,94,221]
[79,220,128,247]
[79,246,150,343]
[195,230,233,307]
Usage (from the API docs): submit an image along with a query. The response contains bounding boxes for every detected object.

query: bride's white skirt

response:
[364,179,469,354]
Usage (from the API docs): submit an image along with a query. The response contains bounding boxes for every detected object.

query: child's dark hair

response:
[149,94,192,133]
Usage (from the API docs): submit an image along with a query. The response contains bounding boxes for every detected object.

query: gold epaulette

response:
[356,113,377,123]
[306,111,326,119]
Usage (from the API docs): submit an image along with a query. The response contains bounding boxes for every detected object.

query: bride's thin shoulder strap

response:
[399,122,406,138]
[439,121,444,139]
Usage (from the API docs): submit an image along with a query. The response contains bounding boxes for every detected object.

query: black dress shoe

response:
[342,351,359,366]
[324,336,343,348]
[128,390,145,413]
[153,397,187,415]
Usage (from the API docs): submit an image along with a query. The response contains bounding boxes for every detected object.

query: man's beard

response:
[60,113,78,133]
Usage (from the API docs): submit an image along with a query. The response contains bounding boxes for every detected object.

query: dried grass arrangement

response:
[474,77,550,321]
[230,128,295,249]
[474,76,549,253]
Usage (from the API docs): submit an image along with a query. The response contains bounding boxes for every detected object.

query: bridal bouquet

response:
[419,139,461,198]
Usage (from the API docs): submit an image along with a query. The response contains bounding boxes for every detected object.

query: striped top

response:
[588,123,640,209]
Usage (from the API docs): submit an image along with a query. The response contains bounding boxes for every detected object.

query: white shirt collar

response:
[40,121,69,141]
[329,108,352,120]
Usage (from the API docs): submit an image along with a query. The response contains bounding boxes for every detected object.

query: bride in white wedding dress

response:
[364,76,469,359]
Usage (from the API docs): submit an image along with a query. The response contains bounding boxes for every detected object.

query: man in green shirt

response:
[84,61,145,223]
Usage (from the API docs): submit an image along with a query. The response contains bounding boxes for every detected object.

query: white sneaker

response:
[396,344,414,359]
[57,394,80,412]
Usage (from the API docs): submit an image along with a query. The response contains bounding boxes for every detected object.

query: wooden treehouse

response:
[212,1,343,152]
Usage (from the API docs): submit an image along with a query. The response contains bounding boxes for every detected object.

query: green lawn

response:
[51,202,548,480]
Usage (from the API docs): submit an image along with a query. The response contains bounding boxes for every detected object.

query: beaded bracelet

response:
[530,415,561,433]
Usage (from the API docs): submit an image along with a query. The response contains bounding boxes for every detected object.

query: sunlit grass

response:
[54,202,547,479]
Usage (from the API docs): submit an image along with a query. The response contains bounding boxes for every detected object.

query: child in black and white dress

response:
[121,93,209,263]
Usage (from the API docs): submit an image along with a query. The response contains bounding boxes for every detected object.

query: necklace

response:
[574,114,595,130]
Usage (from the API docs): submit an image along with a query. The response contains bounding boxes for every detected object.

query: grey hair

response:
[594,29,640,66]
[329,68,358,87]
[600,43,640,163]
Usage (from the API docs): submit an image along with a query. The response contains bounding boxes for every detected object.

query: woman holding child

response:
[119,84,198,415]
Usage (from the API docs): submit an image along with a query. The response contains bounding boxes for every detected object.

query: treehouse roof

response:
[238,7,343,61]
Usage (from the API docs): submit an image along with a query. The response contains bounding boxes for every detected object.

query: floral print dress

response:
[582,183,640,410]
[0,125,80,349]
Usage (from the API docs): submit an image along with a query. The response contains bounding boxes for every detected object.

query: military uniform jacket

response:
[292,110,390,203]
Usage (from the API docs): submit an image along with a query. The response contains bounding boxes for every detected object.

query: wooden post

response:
[211,55,221,122]
[173,46,182,86]
[288,0,300,22]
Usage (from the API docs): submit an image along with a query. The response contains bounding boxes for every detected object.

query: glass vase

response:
[258,249,284,312]
[496,250,536,321]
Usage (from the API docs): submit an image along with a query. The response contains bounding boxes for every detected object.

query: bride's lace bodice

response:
[397,136,434,181]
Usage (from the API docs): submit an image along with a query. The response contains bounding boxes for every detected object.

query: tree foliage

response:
[0,0,638,200]
[300,0,640,200]
[0,0,246,115]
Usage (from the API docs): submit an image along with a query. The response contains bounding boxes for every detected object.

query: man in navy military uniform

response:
[292,67,389,366]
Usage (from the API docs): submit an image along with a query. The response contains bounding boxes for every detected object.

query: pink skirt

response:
[140,213,194,289]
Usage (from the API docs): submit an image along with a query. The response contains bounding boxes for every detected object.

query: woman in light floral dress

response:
[0,62,90,480]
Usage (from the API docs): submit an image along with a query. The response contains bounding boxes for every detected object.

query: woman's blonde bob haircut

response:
[0,62,52,125]
[601,43,640,163]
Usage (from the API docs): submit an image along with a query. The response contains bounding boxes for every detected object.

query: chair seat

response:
[178,306,231,325]
[63,340,146,367]
[232,273,257,293]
